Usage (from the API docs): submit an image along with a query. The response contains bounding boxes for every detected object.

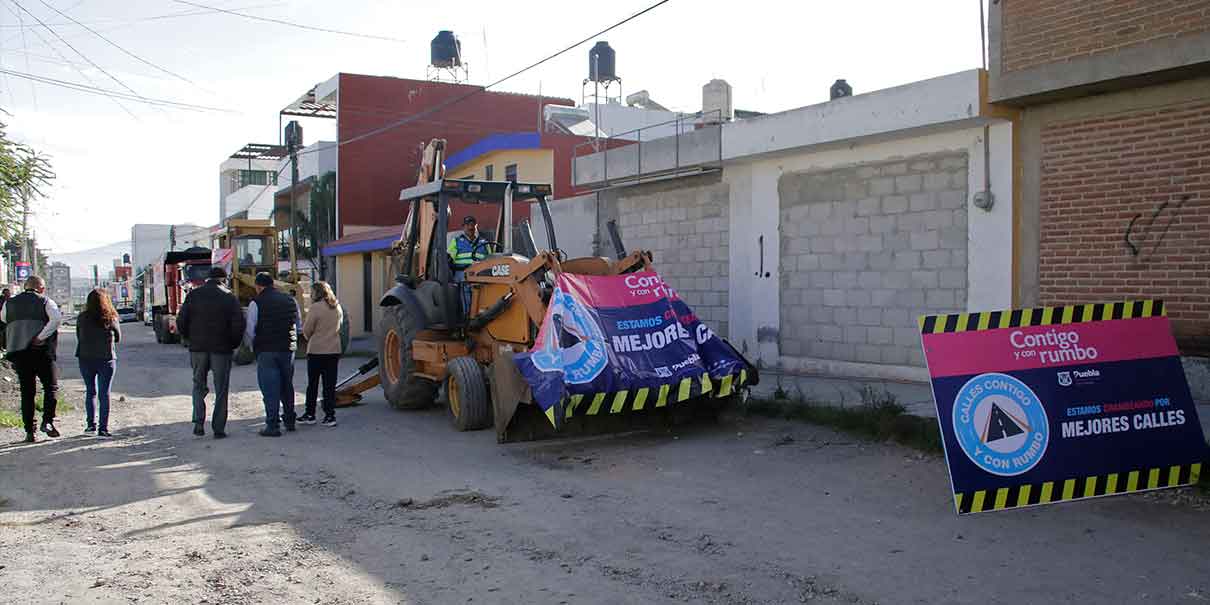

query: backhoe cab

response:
[374,176,652,441]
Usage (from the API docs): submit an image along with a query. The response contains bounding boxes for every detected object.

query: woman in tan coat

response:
[301,281,343,427]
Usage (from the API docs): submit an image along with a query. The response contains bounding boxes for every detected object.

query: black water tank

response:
[284,120,303,150]
[431,30,462,68]
[830,79,853,100]
[588,41,616,82]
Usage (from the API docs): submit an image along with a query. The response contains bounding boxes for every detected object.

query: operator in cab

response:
[448,215,489,314]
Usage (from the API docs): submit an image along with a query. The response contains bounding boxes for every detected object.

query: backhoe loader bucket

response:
[490,346,756,443]
[490,266,759,443]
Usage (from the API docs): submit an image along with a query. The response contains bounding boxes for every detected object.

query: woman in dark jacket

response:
[76,288,121,437]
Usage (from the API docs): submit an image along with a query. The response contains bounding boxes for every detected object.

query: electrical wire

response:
[172,0,407,43]
[15,0,38,109]
[34,0,198,86]
[293,0,673,158]
[0,3,286,52]
[1,0,135,118]
[10,0,146,106]
[0,68,234,112]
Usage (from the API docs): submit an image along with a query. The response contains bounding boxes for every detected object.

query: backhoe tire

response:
[377,303,437,410]
[446,356,491,431]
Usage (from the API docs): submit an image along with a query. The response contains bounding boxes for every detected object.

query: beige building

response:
[322,225,402,339]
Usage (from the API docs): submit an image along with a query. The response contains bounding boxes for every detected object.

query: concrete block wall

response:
[778,152,969,367]
[614,175,731,337]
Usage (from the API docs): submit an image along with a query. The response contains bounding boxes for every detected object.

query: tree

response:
[0,121,55,242]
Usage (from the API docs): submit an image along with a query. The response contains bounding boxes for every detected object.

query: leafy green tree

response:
[0,121,54,242]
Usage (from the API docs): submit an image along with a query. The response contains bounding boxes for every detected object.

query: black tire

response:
[446,356,491,431]
[153,313,165,344]
[376,304,438,410]
[162,317,180,345]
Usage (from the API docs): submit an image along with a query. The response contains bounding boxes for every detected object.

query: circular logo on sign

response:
[952,373,1049,477]
[529,287,608,384]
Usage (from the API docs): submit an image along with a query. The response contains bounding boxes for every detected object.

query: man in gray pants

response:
[177,267,245,438]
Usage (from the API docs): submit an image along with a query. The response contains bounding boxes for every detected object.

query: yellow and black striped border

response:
[956,462,1201,514]
[919,300,1166,335]
[545,369,750,425]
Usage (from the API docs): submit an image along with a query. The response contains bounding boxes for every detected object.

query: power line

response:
[9,0,147,115]
[0,68,234,112]
[172,1,407,43]
[14,0,38,109]
[0,3,285,52]
[34,0,198,86]
[296,0,673,158]
[2,0,135,118]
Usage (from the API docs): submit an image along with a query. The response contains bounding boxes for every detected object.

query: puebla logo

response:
[529,287,608,384]
[952,373,1049,477]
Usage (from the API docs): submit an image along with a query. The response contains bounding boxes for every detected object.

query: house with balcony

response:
[219,143,289,223]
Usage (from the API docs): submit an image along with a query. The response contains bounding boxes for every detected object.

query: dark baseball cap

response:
[208,266,227,279]
[254,272,274,287]
[462,215,477,225]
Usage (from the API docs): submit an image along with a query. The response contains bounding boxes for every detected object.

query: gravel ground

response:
[1,325,1208,604]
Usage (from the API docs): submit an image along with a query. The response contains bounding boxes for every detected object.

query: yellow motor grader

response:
[334,140,753,441]
[210,218,310,364]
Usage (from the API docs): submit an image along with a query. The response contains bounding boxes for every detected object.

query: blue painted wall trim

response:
[322,236,398,257]
[445,132,541,172]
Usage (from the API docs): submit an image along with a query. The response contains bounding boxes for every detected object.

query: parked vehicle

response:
[147,246,211,344]
[117,307,138,323]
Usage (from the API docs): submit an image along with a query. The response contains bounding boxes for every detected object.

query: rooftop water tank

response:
[588,41,617,82]
[830,79,853,100]
[431,30,462,68]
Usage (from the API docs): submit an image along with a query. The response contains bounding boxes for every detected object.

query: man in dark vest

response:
[178,266,246,439]
[3,276,63,442]
[243,273,302,437]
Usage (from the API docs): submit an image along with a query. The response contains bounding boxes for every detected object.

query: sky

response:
[0,0,988,257]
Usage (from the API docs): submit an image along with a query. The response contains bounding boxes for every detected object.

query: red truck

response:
[147,247,211,344]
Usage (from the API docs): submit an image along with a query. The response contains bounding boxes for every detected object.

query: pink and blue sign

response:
[515,271,754,427]
[920,301,1207,514]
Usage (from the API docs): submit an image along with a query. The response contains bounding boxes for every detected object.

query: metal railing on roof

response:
[571,109,724,190]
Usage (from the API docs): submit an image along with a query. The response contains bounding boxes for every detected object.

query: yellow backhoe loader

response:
[334,139,755,440]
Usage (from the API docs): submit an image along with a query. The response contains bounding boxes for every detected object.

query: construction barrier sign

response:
[515,271,751,428]
[920,300,1207,515]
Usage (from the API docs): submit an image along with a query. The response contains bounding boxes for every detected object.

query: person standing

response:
[3,276,62,443]
[448,215,489,313]
[177,267,245,439]
[244,273,301,437]
[75,288,121,437]
[301,281,343,427]
[0,287,11,352]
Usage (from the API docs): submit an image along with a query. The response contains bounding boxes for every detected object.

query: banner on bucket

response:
[515,271,753,427]
[920,300,1208,515]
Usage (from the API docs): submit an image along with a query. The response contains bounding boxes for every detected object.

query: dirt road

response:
[1,326,1208,604]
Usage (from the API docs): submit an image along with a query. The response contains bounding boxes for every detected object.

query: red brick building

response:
[282,73,574,238]
[990,0,1210,356]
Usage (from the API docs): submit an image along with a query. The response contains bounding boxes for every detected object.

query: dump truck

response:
[147,246,212,344]
[335,139,756,441]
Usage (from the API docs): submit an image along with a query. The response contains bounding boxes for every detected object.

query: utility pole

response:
[20,184,30,264]
[92,264,99,287]
[169,225,176,252]
[285,120,302,282]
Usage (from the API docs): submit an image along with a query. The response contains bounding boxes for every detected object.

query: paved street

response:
[1,326,1208,605]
